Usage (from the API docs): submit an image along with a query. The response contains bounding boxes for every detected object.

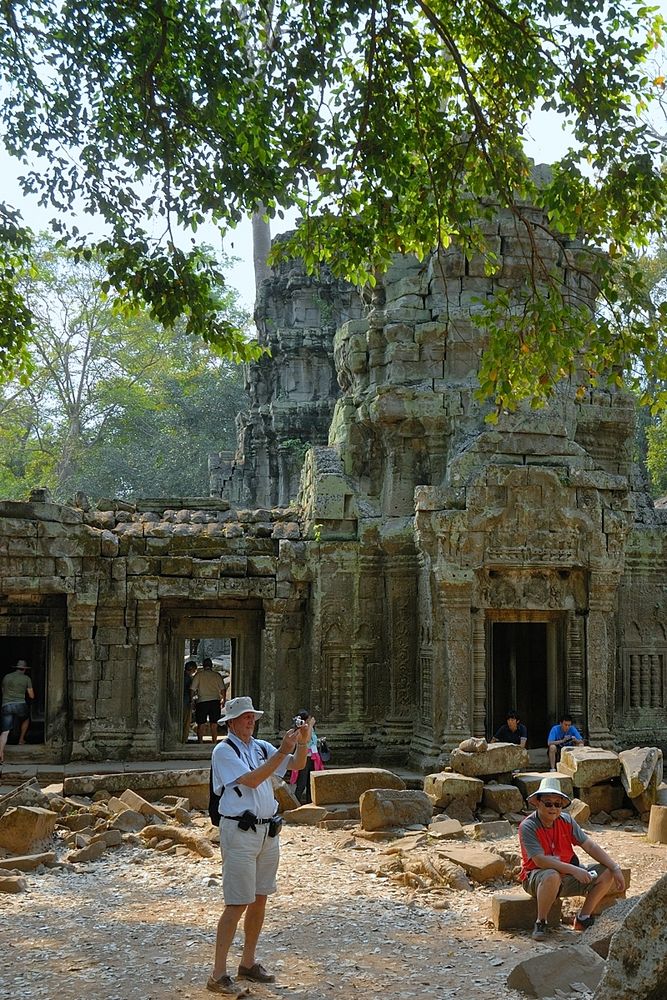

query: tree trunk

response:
[251,208,272,304]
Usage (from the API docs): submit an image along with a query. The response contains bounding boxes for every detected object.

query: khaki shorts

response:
[524,864,603,898]
[220,818,280,905]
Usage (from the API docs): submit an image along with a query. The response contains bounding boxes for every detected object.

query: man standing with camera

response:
[207,696,310,996]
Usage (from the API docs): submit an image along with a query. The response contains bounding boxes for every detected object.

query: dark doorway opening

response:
[0,637,47,745]
[489,621,557,750]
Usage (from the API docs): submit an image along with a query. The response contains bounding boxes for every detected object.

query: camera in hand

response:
[293,715,305,727]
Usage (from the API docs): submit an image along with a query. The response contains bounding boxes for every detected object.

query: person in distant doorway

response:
[490,709,527,747]
[289,709,324,804]
[191,658,227,743]
[183,660,198,742]
[547,714,584,770]
[518,776,625,941]
[0,659,35,764]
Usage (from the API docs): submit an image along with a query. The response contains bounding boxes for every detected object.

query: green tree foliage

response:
[0,237,247,500]
[1,1,667,407]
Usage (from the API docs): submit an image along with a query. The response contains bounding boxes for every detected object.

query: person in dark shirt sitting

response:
[490,709,527,747]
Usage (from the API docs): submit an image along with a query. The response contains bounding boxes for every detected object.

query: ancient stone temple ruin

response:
[2,200,667,766]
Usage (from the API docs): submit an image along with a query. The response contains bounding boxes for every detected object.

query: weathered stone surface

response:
[471,820,512,840]
[491,889,562,931]
[0,806,59,854]
[283,805,329,825]
[310,768,405,806]
[0,851,56,872]
[0,779,52,817]
[559,748,621,787]
[67,841,107,863]
[586,897,638,958]
[444,800,476,824]
[428,818,465,839]
[140,823,216,857]
[271,777,301,814]
[508,944,605,997]
[619,746,663,799]
[568,798,591,824]
[0,875,27,893]
[482,783,525,814]
[449,744,529,777]
[118,788,170,821]
[647,804,667,843]
[108,809,146,833]
[359,788,432,831]
[423,772,484,808]
[436,845,506,882]
[576,783,626,814]
[59,812,96,831]
[593,872,667,1000]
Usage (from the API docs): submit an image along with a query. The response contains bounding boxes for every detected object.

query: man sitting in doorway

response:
[547,713,584,770]
[518,776,625,941]
[0,659,35,764]
[191,658,227,744]
[490,709,527,747]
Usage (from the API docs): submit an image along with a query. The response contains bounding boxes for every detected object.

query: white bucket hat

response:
[527,775,572,805]
[218,696,263,724]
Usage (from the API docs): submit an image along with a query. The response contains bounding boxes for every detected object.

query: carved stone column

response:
[382,555,418,748]
[471,610,486,737]
[586,573,619,747]
[440,579,474,749]
[566,610,586,730]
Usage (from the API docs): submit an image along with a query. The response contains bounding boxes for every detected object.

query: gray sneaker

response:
[532,919,548,941]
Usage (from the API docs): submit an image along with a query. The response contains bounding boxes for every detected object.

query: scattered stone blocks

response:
[471,820,512,840]
[436,845,506,882]
[0,806,59,854]
[507,944,605,997]
[512,772,574,801]
[575,783,626,815]
[647,804,667,844]
[482,783,524,814]
[619,746,663,799]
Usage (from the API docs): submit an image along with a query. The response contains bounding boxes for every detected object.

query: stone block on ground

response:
[283,805,329,825]
[0,851,56,872]
[508,944,605,997]
[360,788,432,831]
[428,817,465,839]
[140,823,216,857]
[0,806,59,854]
[657,782,667,806]
[0,778,52,817]
[436,845,506,882]
[444,800,476,823]
[449,743,529,777]
[513,772,573,801]
[67,840,107,863]
[619,746,663,799]
[322,803,360,820]
[559,748,621,787]
[423,772,483,809]
[471,819,512,840]
[575,783,626,815]
[0,875,27,893]
[108,808,146,833]
[647,804,667,843]
[118,788,170,821]
[567,798,590,824]
[482,783,525,814]
[491,889,562,931]
[310,768,405,806]
[593,871,667,1000]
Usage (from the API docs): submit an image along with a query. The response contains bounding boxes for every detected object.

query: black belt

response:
[222,815,271,823]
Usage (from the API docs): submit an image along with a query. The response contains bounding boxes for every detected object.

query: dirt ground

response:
[0,819,665,1000]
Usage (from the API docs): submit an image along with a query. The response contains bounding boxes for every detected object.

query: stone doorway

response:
[0,635,47,746]
[487,618,563,751]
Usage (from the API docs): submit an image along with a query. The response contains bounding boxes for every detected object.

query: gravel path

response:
[0,821,665,1000]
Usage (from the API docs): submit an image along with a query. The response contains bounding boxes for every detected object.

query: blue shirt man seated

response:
[548,714,584,770]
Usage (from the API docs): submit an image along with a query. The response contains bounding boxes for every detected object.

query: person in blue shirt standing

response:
[548,714,584,770]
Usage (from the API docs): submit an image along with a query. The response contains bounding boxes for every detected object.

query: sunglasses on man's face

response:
[539,799,565,809]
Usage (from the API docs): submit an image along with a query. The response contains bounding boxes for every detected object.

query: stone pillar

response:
[471,609,486,738]
[382,555,418,746]
[586,573,619,747]
[260,604,283,733]
[566,611,586,729]
[440,580,473,749]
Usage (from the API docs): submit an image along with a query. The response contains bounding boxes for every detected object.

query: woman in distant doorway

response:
[290,709,324,804]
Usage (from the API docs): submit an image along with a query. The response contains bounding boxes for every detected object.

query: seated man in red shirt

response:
[518,776,625,941]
